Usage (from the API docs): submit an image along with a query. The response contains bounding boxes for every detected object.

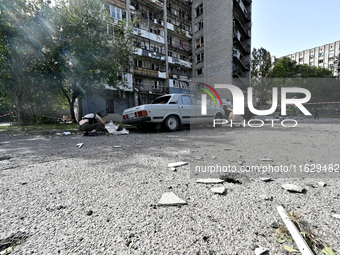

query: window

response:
[329,50,334,55]
[299,58,303,62]
[310,62,314,66]
[196,67,204,76]
[196,37,204,49]
[152,81,160,89]
[319,52,324,57]
[195,20,203,31]
[196,52,204,63]
[110,5,123,20]
[135,79,143,87]
[318,59,323,64]
[180,96,191,105]
[195,4,203,17]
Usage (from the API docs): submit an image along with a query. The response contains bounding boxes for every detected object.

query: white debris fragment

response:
[167,162,188,168]
[196,178,224,184]
[317,182,326,187]
[63,131,71,135]
[259,194,272,201]
[258,158,273,162]
[255,247,268,255]
[260,177,272,182]
[158,192,187,206]
[113,145,122,148]
[211,186,226,194]
[75,143,84,148]
[281,184,305,193]
[105,121,129,135]
[170,167,177,171]
[332,214,340,219]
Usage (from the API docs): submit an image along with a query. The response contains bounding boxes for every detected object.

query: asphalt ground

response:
[0,119,339,254]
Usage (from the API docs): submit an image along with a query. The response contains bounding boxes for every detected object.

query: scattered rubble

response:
[281,184,305,193]
[157,192,187,206]
[76,143,84,148]
[167,162,188,168]
[254,247,268,255]
[210,186,226,195]
[196,178,224,184]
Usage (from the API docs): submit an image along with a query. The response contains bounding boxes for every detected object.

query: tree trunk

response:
[69,99,77,123]
[14,95,26,126]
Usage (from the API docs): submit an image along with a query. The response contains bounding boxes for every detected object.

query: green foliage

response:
[0,0,67,125]
[251,49,337,104]
[251,48,273,105]
[0,0,135,125]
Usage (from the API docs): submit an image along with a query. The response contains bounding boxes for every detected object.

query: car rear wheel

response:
[214,113,224,127]
[163,115,180,132]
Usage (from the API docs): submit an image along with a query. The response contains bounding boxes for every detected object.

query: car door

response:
[178,95,194,124]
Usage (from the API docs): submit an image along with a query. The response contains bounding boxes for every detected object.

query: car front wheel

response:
[163,115,180,132]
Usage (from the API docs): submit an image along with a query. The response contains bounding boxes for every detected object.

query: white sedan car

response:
[122,94,225,131]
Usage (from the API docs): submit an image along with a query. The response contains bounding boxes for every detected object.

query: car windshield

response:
[151,96,171,104]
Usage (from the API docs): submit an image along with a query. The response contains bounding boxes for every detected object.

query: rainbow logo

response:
[199,83,222,115]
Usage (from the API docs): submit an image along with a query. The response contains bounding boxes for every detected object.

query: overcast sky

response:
[251,0,340,57]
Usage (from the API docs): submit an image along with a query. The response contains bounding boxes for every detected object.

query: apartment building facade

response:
[285,40,340,77]
[79,0,252,116]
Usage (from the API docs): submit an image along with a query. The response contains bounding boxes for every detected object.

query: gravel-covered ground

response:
[0,119,339,254]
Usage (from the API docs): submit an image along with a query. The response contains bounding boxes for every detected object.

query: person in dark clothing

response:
[313,108,319,120]
[79,111,105,136]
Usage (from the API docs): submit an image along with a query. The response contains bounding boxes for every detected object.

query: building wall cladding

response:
[204,0,233,79]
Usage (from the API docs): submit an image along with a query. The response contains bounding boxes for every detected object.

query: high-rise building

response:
[79,0,252,116]
[281,40,340,77]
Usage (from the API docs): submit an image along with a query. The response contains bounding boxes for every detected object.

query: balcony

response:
[133,27,165,44]
[233,29,250,55]
[167,23,192,38]
[234,0,251,21]
[233,14,251,38]
[134,67,159,78]
[168,39,192,53]
[135,48,166,61]
[168,56,192,68]
[133,83,167,93]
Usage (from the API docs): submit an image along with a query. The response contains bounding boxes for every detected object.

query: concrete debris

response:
[167,162,188,168]
[158,192,187,206]
[258,158,273,162]
[259,194,272,201]
[281,184,305,193]
[332,214,340,219]
[75,143,84,148]
[254,247,268,255]
[318,182,326,187]
[210,186,226,194]
[105,121,129,135]
[260,177,272,182]
[63,132,71,136]
[270,221,279,229]
[170,167,177,171]
[196,178,224,184]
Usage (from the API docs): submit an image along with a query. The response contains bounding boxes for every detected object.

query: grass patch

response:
[275,211,336,254]
[0,122,79,133]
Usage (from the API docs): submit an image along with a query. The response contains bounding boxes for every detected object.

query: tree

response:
[269,56,334,103]
[334,53,340,78]
[0,0,62,125]
[251,48,273,105]
[51,0,135,122]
